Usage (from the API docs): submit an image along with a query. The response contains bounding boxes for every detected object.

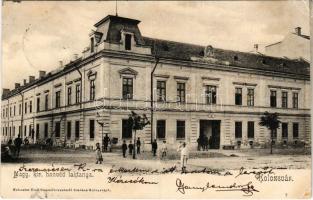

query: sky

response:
[2,1,310,89]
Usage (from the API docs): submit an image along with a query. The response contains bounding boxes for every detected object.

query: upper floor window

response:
[125,34,132,50]
[29,101,32,113]
[270,90,277,107]
[235,88,242,105]
[247,88,254,106]
[177,82,186,103]
[25,102,27,114]
[90,80,95,101]
[36,97,40,112]
[292,92,298,109]
[55,91,61,108]
[122,77,133,99]
[19,104,21,115]
[13,106,16,116]
[205,85,217,105]
[67,87,72,105]
[45,94,49,110]
[10,107,12,117]
[75,84,81,103]
[282,91,288,108]
[157,80,166,102]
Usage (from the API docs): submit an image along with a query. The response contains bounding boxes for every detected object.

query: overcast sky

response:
[2,1,310,89]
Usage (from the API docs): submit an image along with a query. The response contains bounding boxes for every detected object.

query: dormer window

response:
[90,37,95,53]
[125,34,132,50]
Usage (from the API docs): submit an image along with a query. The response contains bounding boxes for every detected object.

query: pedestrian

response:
[103,134,110,152]
[161,140,167,159]
[197,137,201,151]
[179,142,189,173]
[136,137,141,154]
[14,134,23,157]
[122,140,127,158]
[128,141,134,155]
[95,143,103,164]
[204,136,209,151]
[24,137,29,145]
[152,139,158,157]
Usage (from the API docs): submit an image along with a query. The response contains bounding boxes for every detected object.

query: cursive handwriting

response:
[73,163,103,172]
[235,167,274,180]
[18,163,71,172]
[108,176,158,184]
[176,178,259,196]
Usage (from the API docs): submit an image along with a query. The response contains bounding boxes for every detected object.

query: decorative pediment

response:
[118,67,138,78]
[87,70,97,81]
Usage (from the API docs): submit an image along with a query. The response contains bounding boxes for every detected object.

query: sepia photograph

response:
[1,1,311,198]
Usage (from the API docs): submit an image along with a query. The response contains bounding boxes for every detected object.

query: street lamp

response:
[128,111,150,159]
[96,112,106,152]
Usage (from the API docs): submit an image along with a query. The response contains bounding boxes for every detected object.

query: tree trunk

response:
[270,129,273,154]
[133,130,136,159]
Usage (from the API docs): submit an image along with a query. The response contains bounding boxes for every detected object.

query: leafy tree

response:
[259,112,281,154]
[128,111,150,159]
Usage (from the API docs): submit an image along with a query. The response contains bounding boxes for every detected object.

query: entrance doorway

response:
[199,120,221,149]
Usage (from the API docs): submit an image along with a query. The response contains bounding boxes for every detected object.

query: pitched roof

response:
[143,37,309,76]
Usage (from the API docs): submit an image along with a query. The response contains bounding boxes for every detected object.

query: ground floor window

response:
[157,120,166,139]
[282,123,288,138]
[36,124,39,139]
[272,129,277,138]
[24,125,26,137]
[44,123,49,138]
[89,120,95,140]
[235,121,242,138]
[67,121,71,139]
[75,121,80,140]
[247,121,254,139]
[55,122,60,138]
[122,119,132,139]
[293,123,299,138]
[176,120,185,139]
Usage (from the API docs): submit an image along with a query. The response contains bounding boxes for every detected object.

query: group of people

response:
[121,137,142,158]
[197,135,212,151]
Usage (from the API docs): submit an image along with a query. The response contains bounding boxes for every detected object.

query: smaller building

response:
[265,27,310,62]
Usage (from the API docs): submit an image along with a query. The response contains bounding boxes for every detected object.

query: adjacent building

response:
[1,15,311,150]
[265,27,310,61]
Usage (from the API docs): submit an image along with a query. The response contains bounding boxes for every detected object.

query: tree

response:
[259,112,281,154]
[128,111,150,159]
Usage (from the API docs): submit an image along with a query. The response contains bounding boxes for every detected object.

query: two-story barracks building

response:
[1,15,311,149]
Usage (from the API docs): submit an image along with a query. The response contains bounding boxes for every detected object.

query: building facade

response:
[265,27,310,62]
[1,15,311,150]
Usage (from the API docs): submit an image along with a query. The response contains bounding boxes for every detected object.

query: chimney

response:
[59,61,63,67]
[254,44,259,52]
[2,88,10,96]
[15,83,21,89]
[23,79,27,85]
[39,70,46,78]
[29,76,35,83]
[295,27,301,35]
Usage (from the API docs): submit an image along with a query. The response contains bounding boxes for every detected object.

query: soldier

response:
[128,141,134,155]
[152,139,158,157]
[14,134,23,157]
[136,137,141,154]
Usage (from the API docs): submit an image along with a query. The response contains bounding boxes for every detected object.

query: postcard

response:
[1,1,311,199]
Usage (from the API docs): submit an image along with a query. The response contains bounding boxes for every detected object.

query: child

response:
[95,143,103,164]
[161,140,167,159]
[122,140,127,158]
